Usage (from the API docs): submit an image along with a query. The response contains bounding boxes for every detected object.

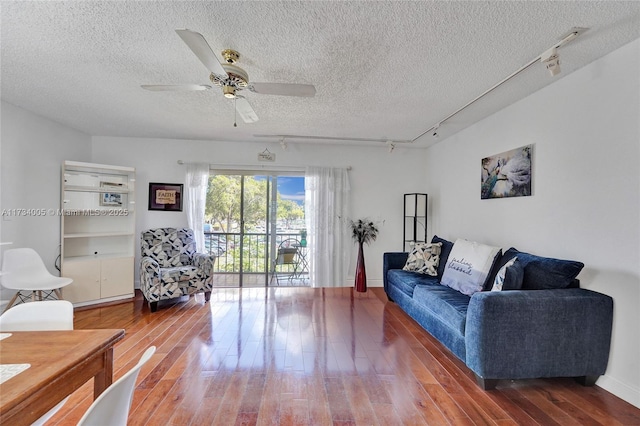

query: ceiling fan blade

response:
[249,83,316,97]
[141,84,211,91]
[235,97,259,123]
[175,29,228,77]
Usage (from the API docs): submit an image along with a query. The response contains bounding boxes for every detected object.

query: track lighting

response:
[541,47,560,76]
[386,140,395,153]
[432,124,440,139]
[415,28,586,143]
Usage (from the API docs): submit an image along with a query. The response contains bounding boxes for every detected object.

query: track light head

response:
[386,140,395,153]
[432,124,440,139]
[541,47,560,76]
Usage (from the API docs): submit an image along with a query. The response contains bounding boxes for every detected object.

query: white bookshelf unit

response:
[61,161,136,306]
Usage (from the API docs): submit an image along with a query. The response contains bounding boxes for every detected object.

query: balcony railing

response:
[204,232,303,274]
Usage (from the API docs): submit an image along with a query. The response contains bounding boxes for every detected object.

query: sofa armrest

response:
[193,252,217,278]
[383,252,409,293]
[465,288,613,381]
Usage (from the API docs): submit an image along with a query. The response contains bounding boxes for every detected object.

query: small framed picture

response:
[99,182,125,207]
[148,182,183,212]
[100,181,124,190]
[100,192,123,207]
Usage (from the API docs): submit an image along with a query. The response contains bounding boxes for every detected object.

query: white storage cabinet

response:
[61,161,135,306]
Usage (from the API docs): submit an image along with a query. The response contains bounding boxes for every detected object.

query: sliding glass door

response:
[205,172,306,287]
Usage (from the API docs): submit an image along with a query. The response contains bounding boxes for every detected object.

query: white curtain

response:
[305,166,350,287]
[185,163,209,252]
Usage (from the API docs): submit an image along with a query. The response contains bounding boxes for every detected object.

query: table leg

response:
[93,347,114,399]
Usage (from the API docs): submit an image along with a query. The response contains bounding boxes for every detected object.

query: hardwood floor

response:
[46,287,639,425]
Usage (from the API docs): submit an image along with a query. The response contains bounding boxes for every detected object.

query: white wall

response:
[91,136,426,287]
[424,39,640,407]
[0,101,92,305]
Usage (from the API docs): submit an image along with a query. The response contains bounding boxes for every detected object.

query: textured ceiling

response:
[1,1,639,147]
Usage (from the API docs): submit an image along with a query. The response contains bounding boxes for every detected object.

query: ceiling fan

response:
[141,29,316,124]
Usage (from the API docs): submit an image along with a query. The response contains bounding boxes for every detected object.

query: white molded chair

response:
[1,248,73,312]
[0,300,74,331]
[0,300,74,426]
[78,346,156,426]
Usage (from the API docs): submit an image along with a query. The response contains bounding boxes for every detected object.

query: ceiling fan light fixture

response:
[147,30,315,126]
[221,49,240,64]
[223,85,236,98]
[210,63,249,92]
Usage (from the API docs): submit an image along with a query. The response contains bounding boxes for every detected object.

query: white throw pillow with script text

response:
[440,239,500,296]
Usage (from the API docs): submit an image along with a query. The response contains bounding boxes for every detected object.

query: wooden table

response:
[0,329,125,426]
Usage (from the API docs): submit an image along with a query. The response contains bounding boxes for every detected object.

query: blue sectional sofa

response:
[383,236,614,390]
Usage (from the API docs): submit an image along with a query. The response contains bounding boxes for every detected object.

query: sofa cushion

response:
[413,284,470,336]
[491,257,524,291]
[431,235,454,279]
[441,239,501,296]
[501,248,584,290]
[387,269,439,297]
[403,242,442,275]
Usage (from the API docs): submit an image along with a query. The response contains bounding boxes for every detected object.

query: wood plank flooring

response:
[45,287,640,425]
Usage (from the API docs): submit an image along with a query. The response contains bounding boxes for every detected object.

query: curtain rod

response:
[176,160,351,171]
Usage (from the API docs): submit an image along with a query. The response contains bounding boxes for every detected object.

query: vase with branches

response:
[350,219,379,292]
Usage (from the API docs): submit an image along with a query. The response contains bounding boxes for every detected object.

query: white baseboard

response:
[597,374,640,409]
[346,278,383,287]
[367,279,383,287]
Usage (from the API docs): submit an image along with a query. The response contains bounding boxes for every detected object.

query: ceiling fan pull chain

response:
[234,97,237,127]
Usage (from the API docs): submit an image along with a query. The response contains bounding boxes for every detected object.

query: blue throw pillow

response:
[482,249,503,291]
[431,235,454,279]
[491,256,524,291]
[501,247,584,290]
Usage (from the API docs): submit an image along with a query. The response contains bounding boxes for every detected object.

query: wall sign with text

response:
[148,182,183,212]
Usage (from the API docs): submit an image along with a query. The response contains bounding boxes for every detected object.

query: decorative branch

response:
[349,219,379,245]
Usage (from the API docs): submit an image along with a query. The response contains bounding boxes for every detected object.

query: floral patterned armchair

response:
[140,228,215,312]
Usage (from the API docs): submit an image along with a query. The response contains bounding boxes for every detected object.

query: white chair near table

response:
[0,302,154,425]
[0,300,74,426]
[0,300,74,331]
[77,346,156,426]
[0,248,73,313]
